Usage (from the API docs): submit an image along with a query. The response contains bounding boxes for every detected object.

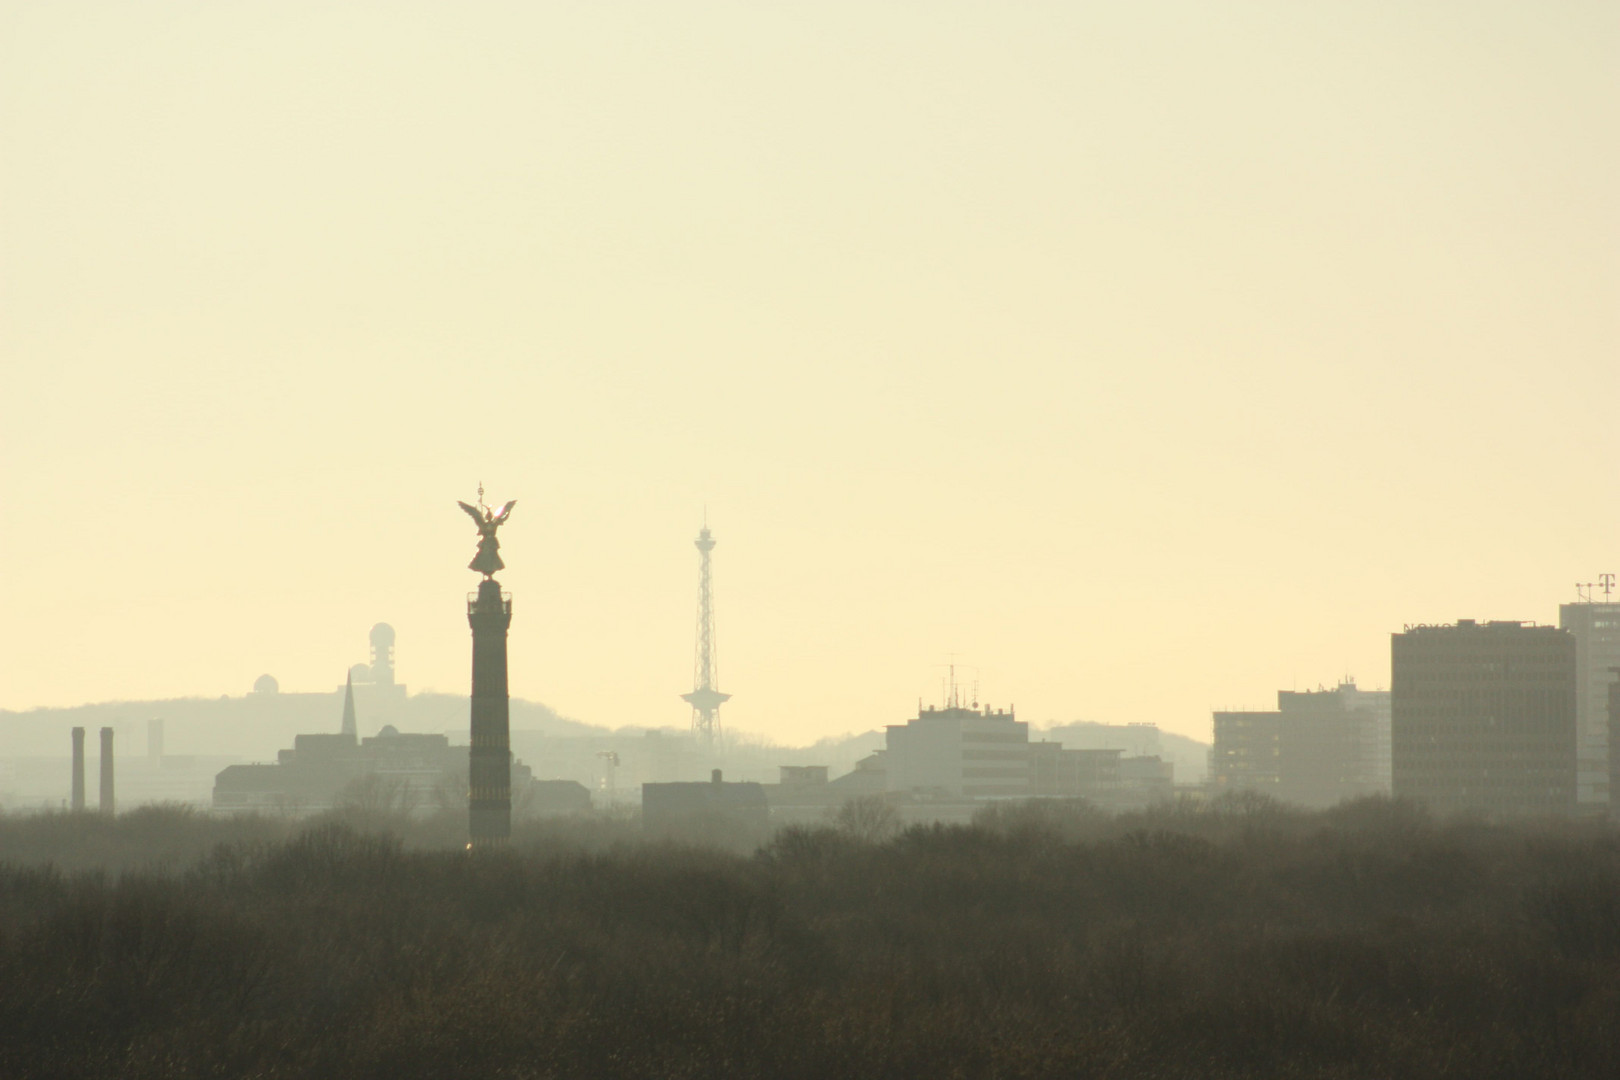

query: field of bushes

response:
[2,795,1619,1078]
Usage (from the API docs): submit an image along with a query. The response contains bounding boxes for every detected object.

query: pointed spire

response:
[341,671,357,739]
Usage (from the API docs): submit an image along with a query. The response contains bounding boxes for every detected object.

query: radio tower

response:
[681,522,730,747]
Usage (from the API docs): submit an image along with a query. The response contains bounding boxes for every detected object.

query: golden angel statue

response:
[458,485,516,578]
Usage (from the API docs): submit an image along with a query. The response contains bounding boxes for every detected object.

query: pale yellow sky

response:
[1,1,1616,746]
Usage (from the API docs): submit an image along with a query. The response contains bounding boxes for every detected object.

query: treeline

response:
[2,797,1619,1077]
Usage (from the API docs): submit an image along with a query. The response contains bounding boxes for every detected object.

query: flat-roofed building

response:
[1212,711,1282,795]
[1029,742,1122,801]
[1275,682,1391,805]
[643,769,769,847]
[1214,682,1392,808]
[885,703,1029,798]
[1119,755,1175,809]
[1392,620,1576,817]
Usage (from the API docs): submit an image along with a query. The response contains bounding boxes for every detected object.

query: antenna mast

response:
[681,523,730,747]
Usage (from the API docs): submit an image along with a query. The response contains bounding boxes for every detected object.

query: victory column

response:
[460,486,515,848]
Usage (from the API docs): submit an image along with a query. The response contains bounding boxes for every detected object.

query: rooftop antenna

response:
[937,656,963,709]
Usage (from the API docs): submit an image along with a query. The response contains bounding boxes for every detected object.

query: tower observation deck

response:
[682,524,730,746]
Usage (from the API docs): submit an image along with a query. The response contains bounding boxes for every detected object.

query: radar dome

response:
[369,623,396,648]
[349,662,372,683]
[253,674,279,695]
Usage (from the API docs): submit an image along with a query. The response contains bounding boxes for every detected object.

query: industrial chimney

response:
[70,727,85,812]
[99,727,114,817]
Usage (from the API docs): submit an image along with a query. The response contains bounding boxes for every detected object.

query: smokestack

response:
[70,727,85,812]
[147,717,164,760]
[99,727,114,817]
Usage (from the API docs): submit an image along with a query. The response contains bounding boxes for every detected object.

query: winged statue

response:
[458,488,516,578]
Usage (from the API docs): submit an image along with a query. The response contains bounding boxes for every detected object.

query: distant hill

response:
[0,691,592,763]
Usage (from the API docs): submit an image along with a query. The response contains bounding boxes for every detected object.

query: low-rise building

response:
[1119,755,1175,809]
[212,725,573,815]
[886,703,1030,798]
[1029,742,1122,800]
[643,769,769,846]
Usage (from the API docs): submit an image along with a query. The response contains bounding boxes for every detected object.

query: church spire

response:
[341,671,357,739]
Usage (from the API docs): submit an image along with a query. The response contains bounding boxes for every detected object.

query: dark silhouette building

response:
[643,769,768,846]
[1392,620,1576,817]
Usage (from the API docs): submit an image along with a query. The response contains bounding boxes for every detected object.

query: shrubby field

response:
[2,796,1619,1078]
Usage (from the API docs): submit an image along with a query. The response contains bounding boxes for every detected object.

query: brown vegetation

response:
[2,796,1619,1078]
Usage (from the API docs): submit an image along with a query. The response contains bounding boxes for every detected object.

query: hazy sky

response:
[2,1,1616,746]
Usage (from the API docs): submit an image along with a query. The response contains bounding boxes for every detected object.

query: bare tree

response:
[830,795,899,843]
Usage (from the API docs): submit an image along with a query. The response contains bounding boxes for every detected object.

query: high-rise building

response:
[1276,682,1391,804]
[1557,599,1620,808]
[1392,620,1576,817]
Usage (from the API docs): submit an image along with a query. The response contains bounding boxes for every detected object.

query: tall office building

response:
[1276,682,1391,803]
[1557,600,1620,808]
[1392,620,1576,817]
